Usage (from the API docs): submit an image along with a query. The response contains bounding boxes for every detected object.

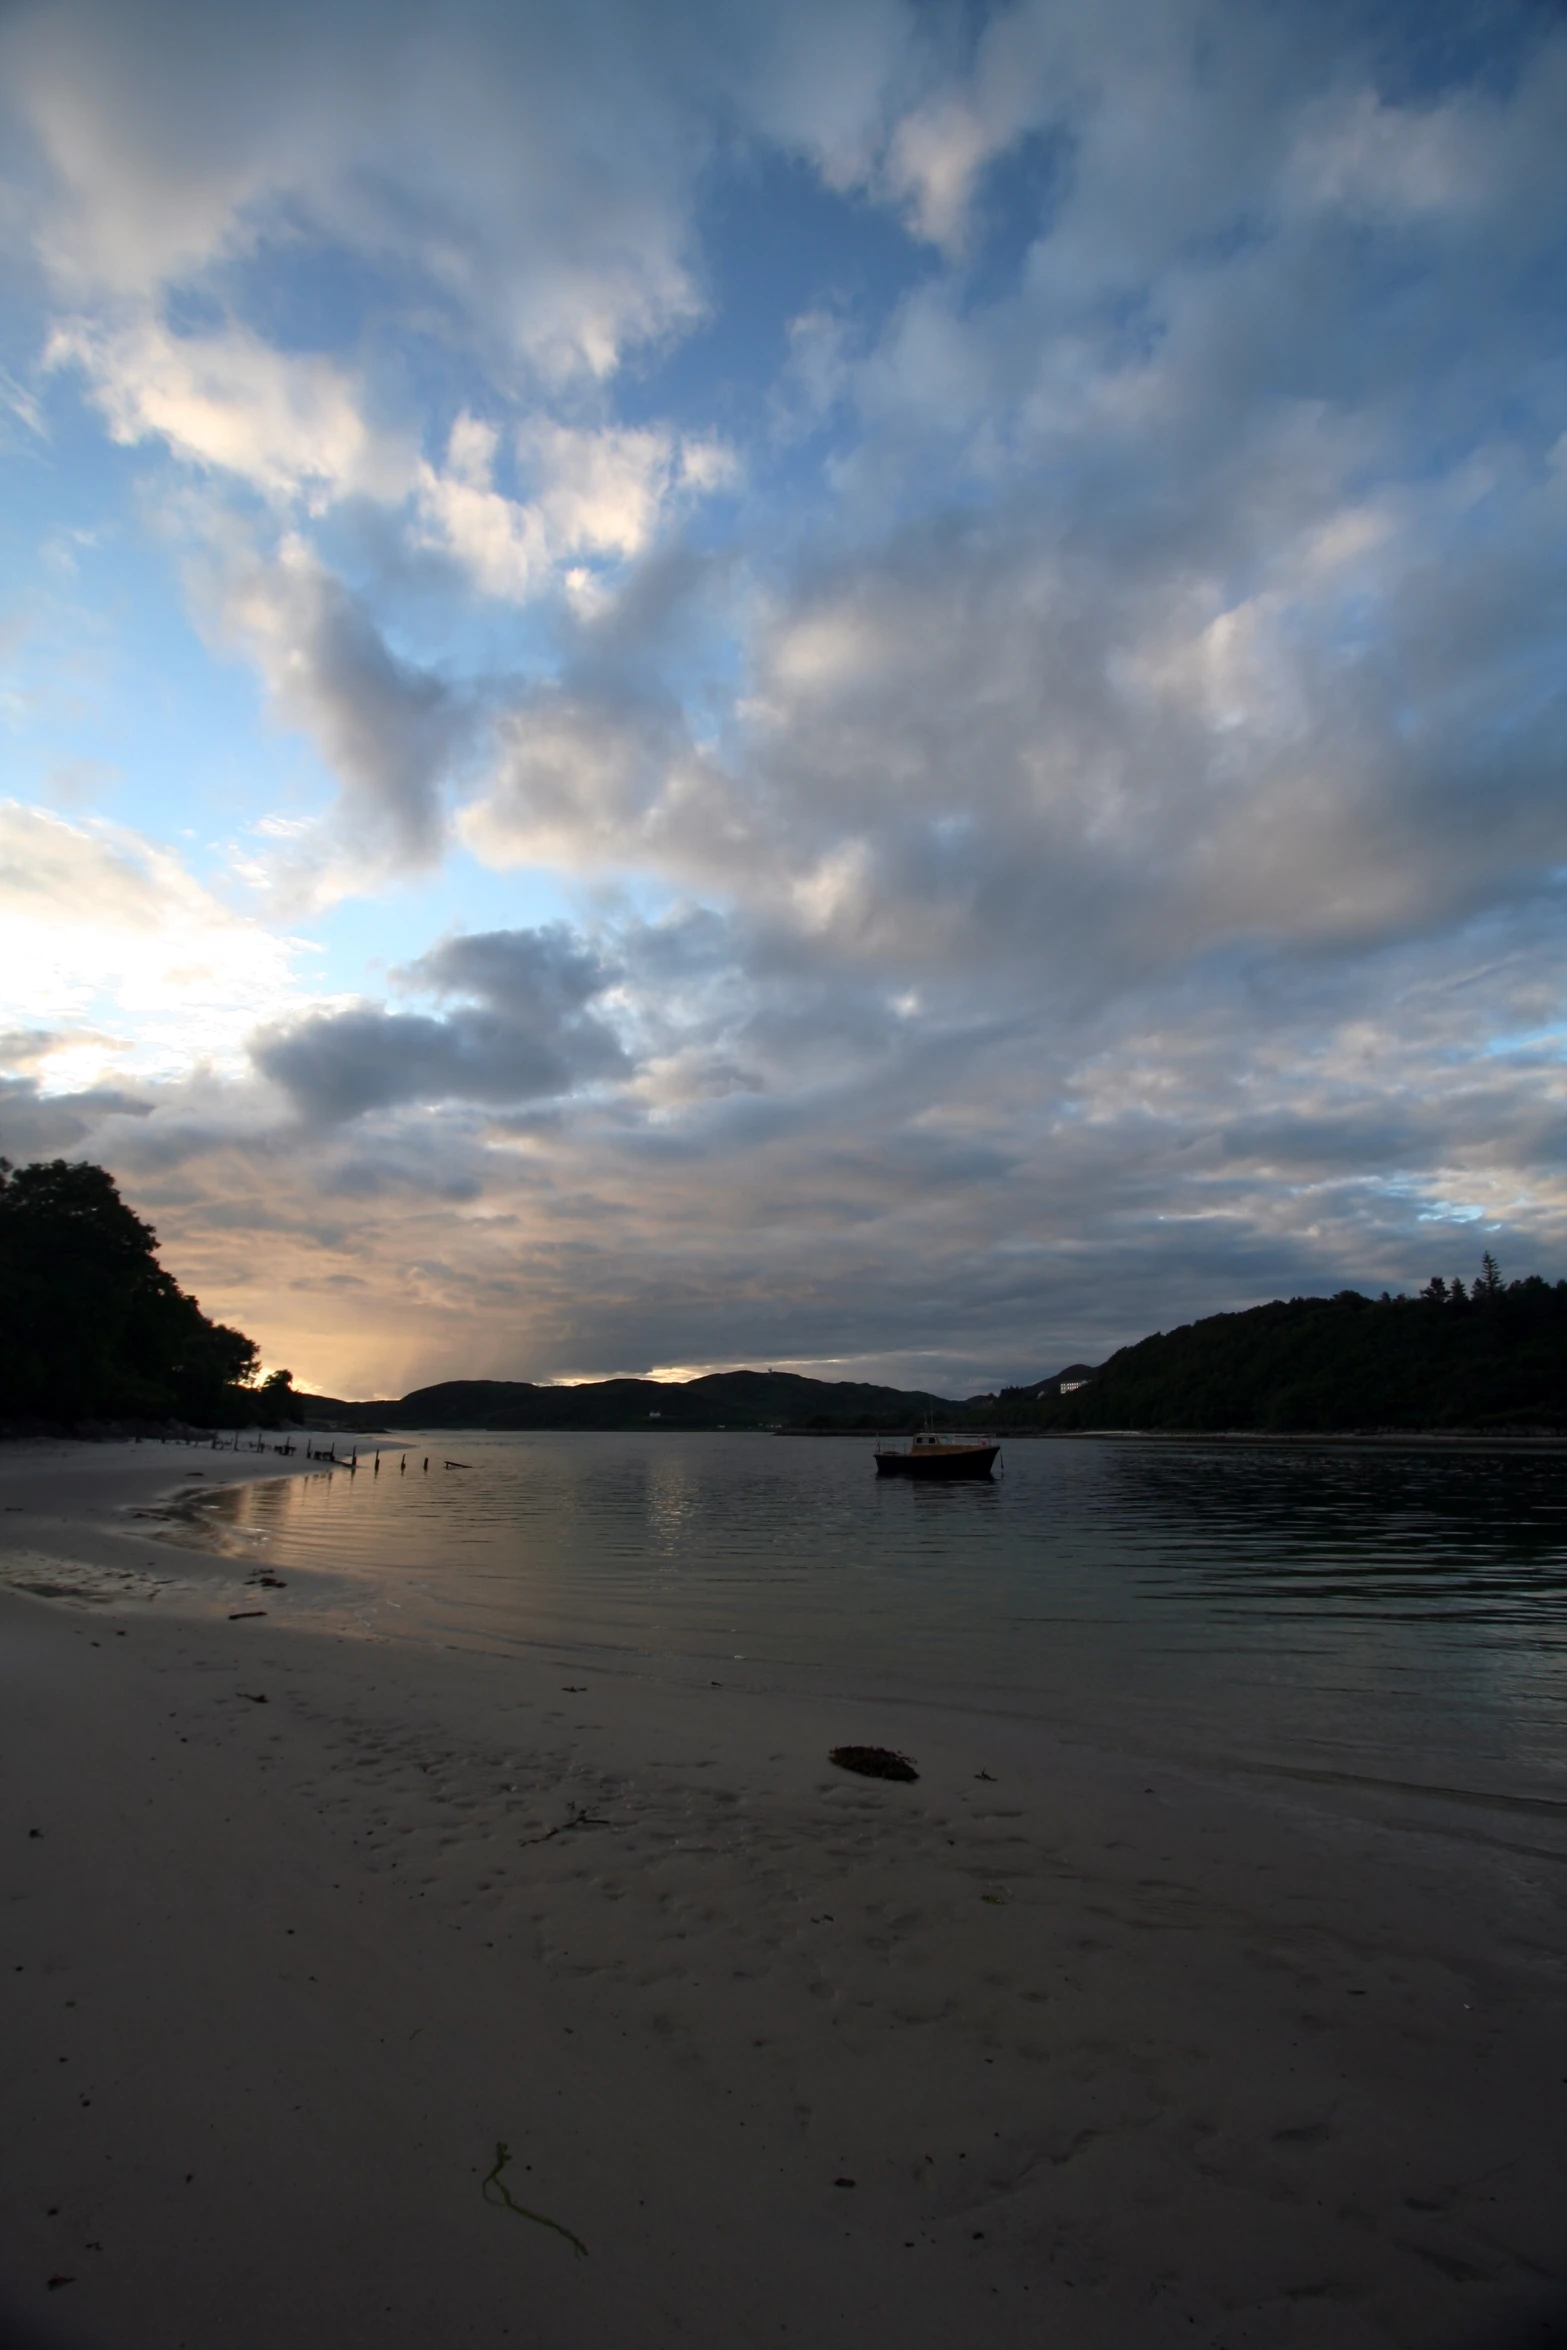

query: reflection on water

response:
[161,1433,1567,1795]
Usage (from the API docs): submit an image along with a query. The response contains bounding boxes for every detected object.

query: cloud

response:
[416,412,735,604]
[461,692,692,872]
[213,534,465,871]
[0,1072,154,1163]
[1,0,717,374]
[459,440,1567,1007]
[250,922,630,1122]
[0,1028,61,1071]
[0,802,303,1075]
[47,313,412,503]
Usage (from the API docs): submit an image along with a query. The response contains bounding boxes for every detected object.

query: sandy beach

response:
[2,1443,1565,2350]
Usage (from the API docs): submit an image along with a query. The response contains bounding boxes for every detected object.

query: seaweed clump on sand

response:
[830,1745,919,1783]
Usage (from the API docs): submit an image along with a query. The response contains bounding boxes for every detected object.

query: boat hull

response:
[875,1445,1000,1480]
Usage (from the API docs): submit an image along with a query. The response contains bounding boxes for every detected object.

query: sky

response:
[1,0,1566,1400]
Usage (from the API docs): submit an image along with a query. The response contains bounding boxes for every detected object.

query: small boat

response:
[874,1432,1001,1480]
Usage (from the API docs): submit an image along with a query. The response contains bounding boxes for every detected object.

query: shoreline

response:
[1025,1427,1567,1448]
[778,1426,1567,1446]
[274,1422,1567,1446]
[3,1444,1566,2347]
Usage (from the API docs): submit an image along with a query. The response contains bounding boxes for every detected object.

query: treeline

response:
[1007,1259,1567,1433]
[0,1158,291,1430]
[327,1368,955,1435]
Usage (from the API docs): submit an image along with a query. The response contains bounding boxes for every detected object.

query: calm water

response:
[164,1432,1567,1799]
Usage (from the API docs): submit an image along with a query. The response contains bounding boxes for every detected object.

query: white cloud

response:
[1284,85,1503,225]
[46,313,411,504]
[416,412,735,602]
[883,97,1000,252]
[738,0,916,191]
[0,801,304,1080]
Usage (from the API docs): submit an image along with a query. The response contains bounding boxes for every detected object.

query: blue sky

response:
[2,0,1565,1397]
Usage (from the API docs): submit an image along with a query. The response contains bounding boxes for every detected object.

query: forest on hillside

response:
[1002,1261,1567,1433]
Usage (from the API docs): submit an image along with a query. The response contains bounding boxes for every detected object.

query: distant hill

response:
[314,1367,965,1433]
[1016,1276,1567,1433]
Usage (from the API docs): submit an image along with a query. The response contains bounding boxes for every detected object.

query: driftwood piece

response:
[481,2141,588,2258]
[829,1744,919,1783]
[517,1807,611,1847]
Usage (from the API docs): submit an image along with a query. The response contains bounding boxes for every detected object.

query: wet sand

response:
[2,1441,1565,2349]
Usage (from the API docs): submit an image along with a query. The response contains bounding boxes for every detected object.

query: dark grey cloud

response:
[274,573,460,867]
[0,1074,152,1160]
[251,922,629,1122]
[0,1030,59,1066]
[410,924,612,1021]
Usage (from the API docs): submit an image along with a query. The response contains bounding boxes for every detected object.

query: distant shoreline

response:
[1015,1426,1567,1449]
[777,1424,1567,1445]
[8,1421,1567,1455]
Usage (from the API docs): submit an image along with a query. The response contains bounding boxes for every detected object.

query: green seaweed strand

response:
[481,2141,589,2259]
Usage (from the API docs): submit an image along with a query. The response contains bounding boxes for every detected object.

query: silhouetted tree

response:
[0,1158,259,1424]
[259,1367,303,1422]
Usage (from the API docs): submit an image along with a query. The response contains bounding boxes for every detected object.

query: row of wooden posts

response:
[146,1430,460,1473]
